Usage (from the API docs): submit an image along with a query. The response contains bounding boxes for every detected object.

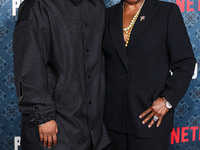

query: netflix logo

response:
[176,0,200,12]
[171,127,200,144]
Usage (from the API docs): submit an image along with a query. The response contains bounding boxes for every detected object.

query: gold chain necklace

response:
[123,0,145,47]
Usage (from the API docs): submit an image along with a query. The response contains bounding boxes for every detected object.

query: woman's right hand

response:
[139,97,170,128]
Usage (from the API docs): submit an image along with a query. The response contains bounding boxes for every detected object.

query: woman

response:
[103,0,196,150]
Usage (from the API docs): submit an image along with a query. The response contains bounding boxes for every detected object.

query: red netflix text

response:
[176,0,200,12]
[171,126,200,144]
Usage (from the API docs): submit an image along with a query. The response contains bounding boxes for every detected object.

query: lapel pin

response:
[140,16,145,21]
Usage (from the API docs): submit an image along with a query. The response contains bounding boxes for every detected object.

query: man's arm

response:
[13,0,57,148]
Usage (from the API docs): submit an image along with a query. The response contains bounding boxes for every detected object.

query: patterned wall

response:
[0,0,21,150]
[0,0,199,150]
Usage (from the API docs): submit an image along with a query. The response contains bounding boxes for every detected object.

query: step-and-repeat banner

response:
[0,0,199,149]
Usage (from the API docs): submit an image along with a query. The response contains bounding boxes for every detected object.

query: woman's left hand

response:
[139,97,169,128]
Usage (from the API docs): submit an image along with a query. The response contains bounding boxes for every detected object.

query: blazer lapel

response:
[128,0,158,49]
[109,2,129,72]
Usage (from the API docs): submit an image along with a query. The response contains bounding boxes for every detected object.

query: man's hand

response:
[139,97,169,128]
[38,120,58,148]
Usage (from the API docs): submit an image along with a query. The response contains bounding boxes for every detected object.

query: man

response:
[13,0,110,149]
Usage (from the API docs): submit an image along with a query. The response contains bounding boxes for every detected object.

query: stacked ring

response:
[153,115,159,122]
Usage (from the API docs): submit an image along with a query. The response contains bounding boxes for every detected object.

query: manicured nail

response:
[139,116,142,118]
[157,125,159,127]
[142,121,145,124]
[148,125,151,128]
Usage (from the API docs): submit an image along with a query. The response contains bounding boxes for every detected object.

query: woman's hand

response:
[139,97,169,128]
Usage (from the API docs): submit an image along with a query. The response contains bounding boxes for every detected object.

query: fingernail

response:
[148,125,151,128]
[139,116,142,118]
[142,121,145,124]
[157,125,159,127]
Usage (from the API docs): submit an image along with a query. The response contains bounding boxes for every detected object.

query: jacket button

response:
[85,23,88,27]
[88,76,91,79]
[77,112,84,118]
[87,49,89,52]
[89,101,92,104]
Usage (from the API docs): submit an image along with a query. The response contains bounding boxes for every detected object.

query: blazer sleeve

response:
[13,1,56,126]
[160,4,196,108]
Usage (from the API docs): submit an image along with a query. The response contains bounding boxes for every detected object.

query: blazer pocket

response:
[137,30,163,54]
[147,26,165,32]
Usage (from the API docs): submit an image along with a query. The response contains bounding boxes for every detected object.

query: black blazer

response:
[103,0,196,138]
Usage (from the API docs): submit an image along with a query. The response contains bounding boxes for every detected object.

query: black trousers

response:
[104,129,170,150]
